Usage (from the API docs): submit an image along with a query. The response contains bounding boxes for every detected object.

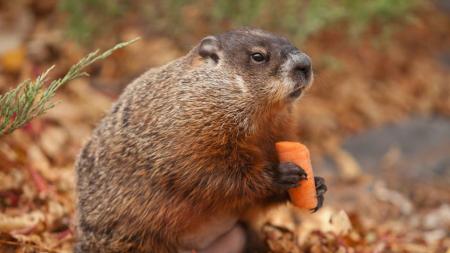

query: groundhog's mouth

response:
[289,87,303,98]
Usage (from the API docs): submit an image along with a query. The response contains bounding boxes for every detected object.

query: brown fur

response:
[75,28,312,253]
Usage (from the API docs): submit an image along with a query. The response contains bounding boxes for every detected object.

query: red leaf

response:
[28,167,48,193]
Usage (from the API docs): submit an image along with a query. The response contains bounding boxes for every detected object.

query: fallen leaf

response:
[0,211,44,233]
[0,46,26,73]
[329,210,352,235]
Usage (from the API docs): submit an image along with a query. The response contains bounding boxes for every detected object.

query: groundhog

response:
[74,28,327,253]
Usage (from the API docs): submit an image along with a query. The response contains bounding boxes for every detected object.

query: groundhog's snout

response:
[292,53,312,84]
[283,49,313,98]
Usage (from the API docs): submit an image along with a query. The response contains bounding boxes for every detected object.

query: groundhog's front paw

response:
[274,162,307,190]
[311,176,327,213]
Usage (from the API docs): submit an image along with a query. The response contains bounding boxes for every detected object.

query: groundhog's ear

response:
[198,36,221,64]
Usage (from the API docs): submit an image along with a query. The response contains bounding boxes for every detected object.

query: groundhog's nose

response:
[291,53,312,83]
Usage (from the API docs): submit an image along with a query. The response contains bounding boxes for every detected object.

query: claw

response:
[310,176,327,212]
[274,162,308,190]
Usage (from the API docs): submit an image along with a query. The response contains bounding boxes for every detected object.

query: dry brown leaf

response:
[38,125,70,165]
[373,181,414,215]
[0,211,44,233]
[329,210,352,235]
[329,147,362,182]
[0,46,26,73]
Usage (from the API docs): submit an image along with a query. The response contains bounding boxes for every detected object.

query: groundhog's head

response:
[192,28,313,104]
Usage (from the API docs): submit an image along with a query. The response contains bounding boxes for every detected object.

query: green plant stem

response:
[0,37,139,136]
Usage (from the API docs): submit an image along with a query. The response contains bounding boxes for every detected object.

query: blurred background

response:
[0,0,449,252]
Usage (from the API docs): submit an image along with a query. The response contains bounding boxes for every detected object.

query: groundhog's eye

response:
[251,53,267,63]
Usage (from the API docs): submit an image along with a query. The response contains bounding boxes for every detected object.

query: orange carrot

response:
[275,141,317,209]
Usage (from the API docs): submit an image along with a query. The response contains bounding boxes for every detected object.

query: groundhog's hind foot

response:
[311,176,327,213]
